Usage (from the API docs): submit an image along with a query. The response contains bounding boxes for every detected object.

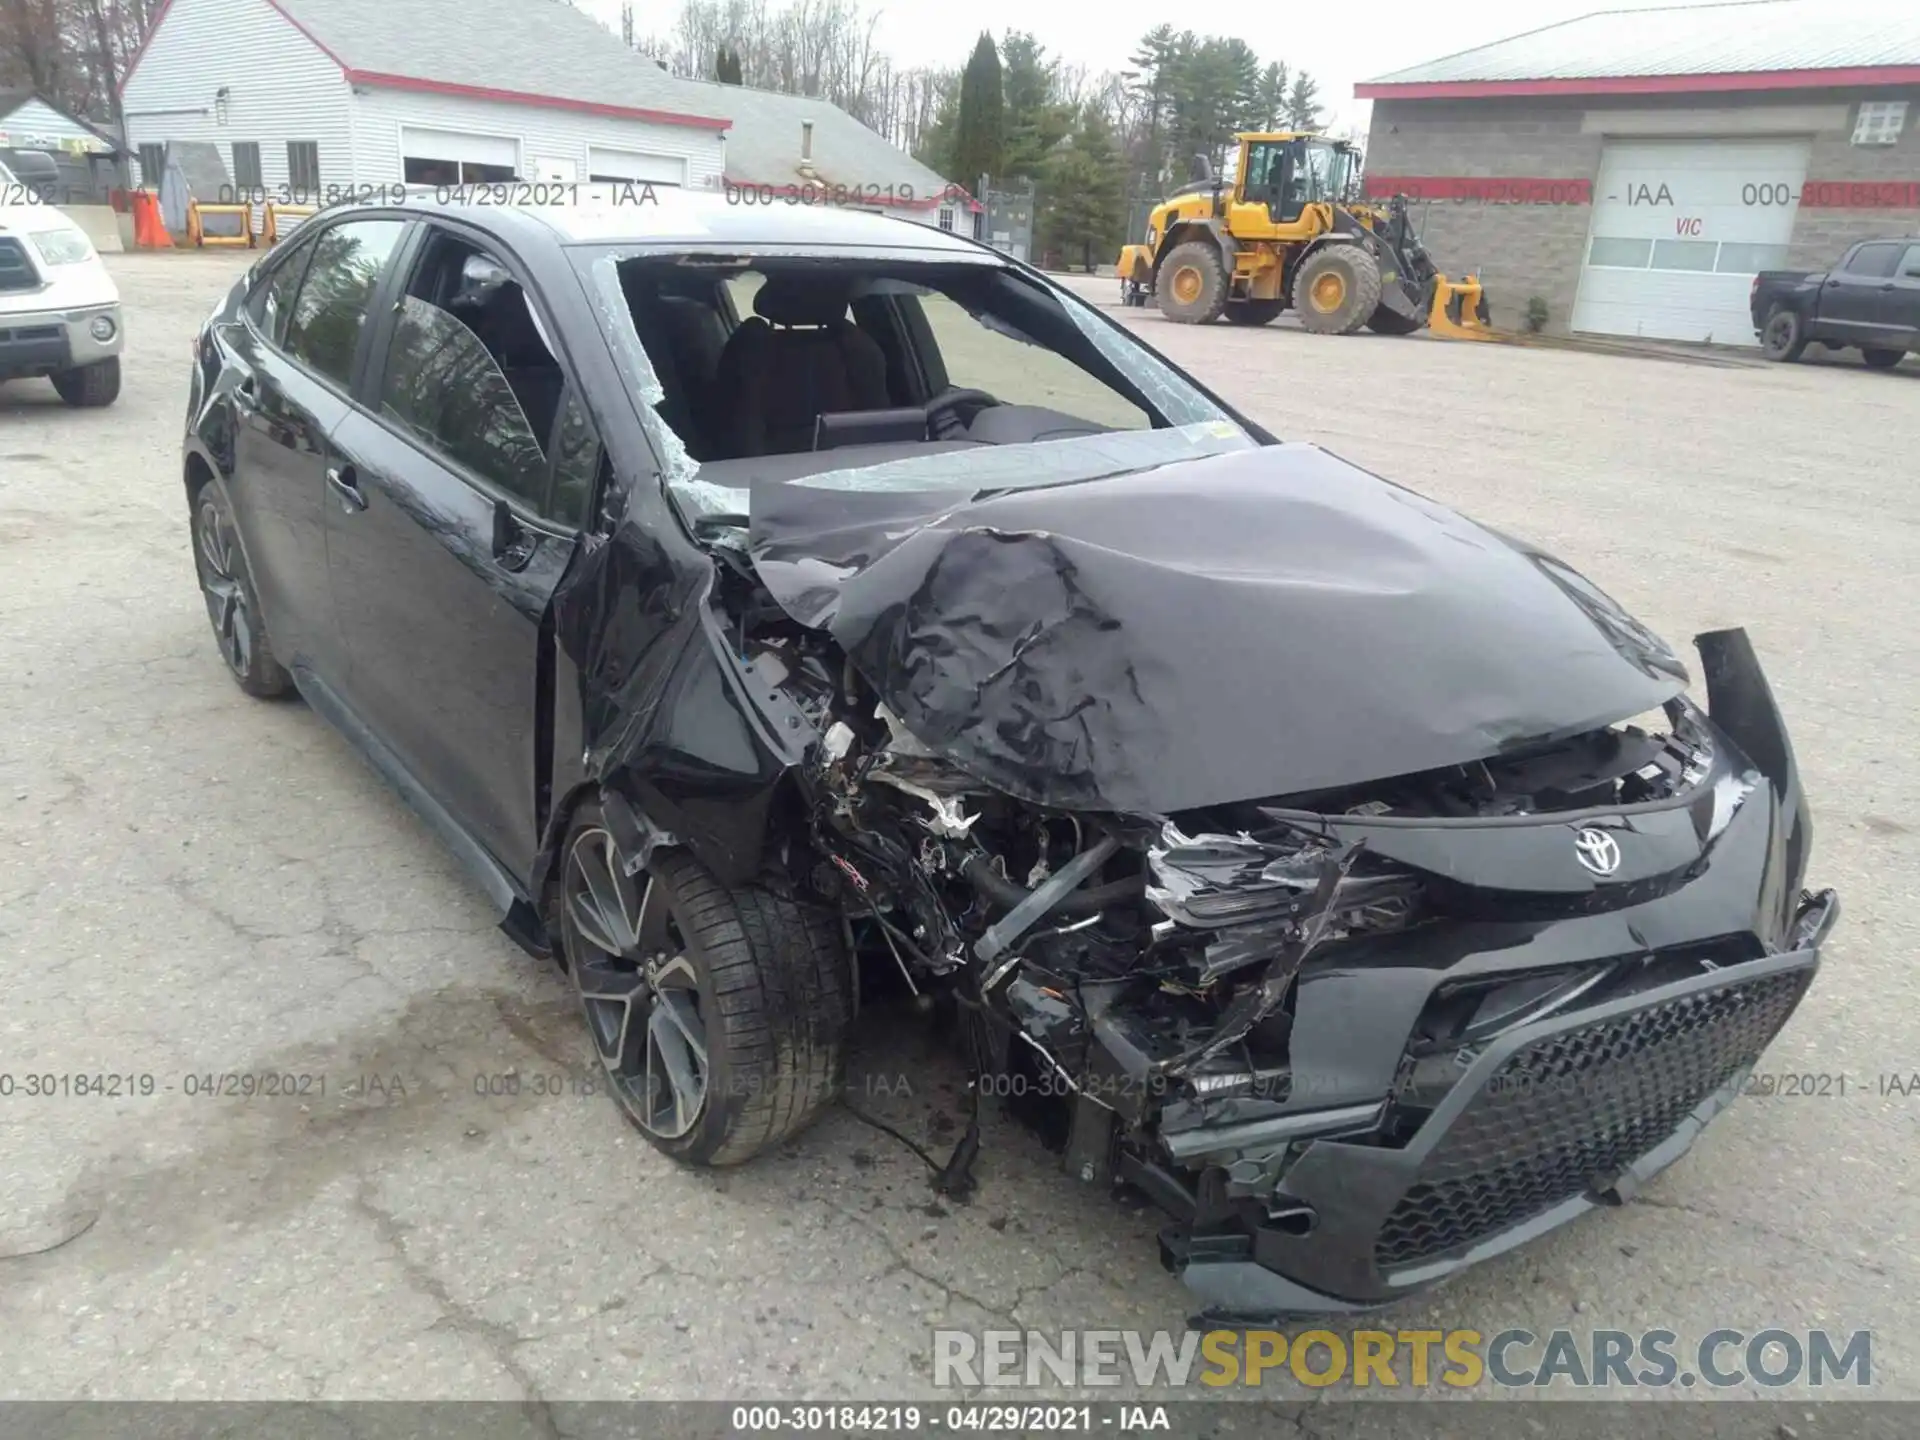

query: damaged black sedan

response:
[182,192,1838,1323]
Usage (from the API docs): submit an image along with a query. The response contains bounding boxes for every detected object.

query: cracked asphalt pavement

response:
[1,253,1915,1423]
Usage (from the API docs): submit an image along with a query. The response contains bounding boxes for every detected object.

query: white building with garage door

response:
[121,0,962,236]
[120,0,729,205]
[1358,0,1920,345]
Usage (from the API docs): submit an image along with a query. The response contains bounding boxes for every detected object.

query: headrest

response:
[451,253,515,309]
[753,277,853,327]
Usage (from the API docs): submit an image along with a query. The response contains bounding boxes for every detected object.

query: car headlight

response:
[1146,822,1420,932]
[89,314,117,342]
[29,228,93,265]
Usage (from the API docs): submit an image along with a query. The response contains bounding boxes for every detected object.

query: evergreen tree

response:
[1255,61,1289,130]
[1285,72,1323,131]
[1000,32,1073,179]
[1042,106,1126,270]
[914,85,961,177]
[953,33,1005,193]
[714,45,744,84]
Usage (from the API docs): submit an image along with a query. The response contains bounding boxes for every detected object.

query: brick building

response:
[1357,0,1920,345]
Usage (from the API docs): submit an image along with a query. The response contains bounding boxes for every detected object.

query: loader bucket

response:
[1429,274,1498,340]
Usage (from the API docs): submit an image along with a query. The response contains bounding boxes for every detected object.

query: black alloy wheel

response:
[564,826,711,1143]
[193,486,291,698]
[555,800,854,1166]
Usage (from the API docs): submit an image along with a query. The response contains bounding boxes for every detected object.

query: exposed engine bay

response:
[717,532,1721,1169]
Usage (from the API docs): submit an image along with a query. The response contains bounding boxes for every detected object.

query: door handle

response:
[491,498,537,572]
[326,464,367,513]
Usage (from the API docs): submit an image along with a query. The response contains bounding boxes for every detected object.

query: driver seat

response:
[714,277,890,456]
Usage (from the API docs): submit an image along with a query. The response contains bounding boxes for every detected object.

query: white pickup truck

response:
[0,155,123,406]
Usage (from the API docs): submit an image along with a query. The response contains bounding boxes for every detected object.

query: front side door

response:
[226,221,405,681]
[325,225,595,881]
[1820,241,1904,343]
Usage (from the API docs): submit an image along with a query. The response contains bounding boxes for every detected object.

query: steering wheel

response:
[926,388,998,440]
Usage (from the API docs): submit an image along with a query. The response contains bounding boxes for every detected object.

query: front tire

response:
[558,803,852,1166]
[53,357,120,407]
[1761,308,1805,362]
[1156,241,1229,324]
[1294,247,1383,335]
[1862,348,1905,370]
[193,483,293,698]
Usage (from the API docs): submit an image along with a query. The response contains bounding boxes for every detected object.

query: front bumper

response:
[1152,626,1833,1322]
[1169,889,1837,1321]
[0,302,123,376]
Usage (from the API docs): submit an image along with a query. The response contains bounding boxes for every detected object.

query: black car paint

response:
[1751,238,1920,353]
[184,198,1832,1324]
[744,440,1690,814]
[186,202,1256,906]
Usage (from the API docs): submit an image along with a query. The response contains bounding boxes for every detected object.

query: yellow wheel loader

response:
[1116,133,1493,338]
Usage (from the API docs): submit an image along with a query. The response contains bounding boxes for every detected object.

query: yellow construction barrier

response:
[263,203,318,246]
[188,201,254,248]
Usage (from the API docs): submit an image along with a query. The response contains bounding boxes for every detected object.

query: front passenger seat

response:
[714,278,890,456]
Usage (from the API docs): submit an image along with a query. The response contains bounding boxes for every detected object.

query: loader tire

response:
[1295,246,1382,335]
[1157,242,1229,324]
[1364,305,1423,336]
[1225,300,1284,326]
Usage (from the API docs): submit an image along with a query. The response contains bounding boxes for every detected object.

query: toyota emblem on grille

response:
[1574,828,1622,876]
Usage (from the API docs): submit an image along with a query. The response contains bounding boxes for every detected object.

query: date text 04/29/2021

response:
[211,180,974,211]
[730,1405,1170,1432]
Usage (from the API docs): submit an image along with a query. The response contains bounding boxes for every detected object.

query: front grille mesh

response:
[1375,968,1810,1269]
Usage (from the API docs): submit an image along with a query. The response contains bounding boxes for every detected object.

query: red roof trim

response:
[1357,66,1920,99]
[263,0,354,71]
[119,0,181,97]
[721,175,981,212]
[122,0,355,97]
[346,71,730,131]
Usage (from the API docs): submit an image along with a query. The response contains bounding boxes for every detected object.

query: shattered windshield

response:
[579,245,1248,534]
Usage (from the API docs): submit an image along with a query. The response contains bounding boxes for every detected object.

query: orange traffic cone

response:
[132,190,173,248]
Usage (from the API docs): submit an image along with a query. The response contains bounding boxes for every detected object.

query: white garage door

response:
[586,147,686,186]
[1571,138,1809,346]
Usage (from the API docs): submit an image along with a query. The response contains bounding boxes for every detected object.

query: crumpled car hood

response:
[747,441,1688,814]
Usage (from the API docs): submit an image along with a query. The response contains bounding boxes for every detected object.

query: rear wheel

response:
[1156,241,1229,324]
[558,803,852,1166]
[1294,247,1382,335]
[1862,348,1905,370]
[1225,300,1284,326]
[1761,308,1805,362]
[1364,305,1424,335]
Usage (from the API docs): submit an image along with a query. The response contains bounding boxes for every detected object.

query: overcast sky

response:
[579,0,1696,131]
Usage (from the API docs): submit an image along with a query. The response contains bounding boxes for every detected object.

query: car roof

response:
[358,185,994,256]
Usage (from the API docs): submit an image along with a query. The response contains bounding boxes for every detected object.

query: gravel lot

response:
[2,250,1915,1420]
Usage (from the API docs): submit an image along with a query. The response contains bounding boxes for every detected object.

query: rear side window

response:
[377,295,550,509]
[284,219,407,387]
[1900,244,1920,279]
[250,244,313,346]
[1844,242,1901,278]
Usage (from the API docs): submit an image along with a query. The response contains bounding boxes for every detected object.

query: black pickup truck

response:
[1751,237,1920,368]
